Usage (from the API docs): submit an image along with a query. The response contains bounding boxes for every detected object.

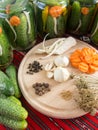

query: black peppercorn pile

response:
[32,83,51,96]
[27,60,43,74]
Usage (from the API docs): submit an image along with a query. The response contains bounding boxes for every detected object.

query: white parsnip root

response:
[35,37,77,59]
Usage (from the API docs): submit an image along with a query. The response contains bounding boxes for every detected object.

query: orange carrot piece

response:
[9,16,20,26]
[0,27,2,34]
[71,62,79,68]
[92,60,98,67]
[87,65,96,74]
[49,6,63,17]
[93,54,98,60]
[81,47,93,57]
[78,62,89,73]
[70,47,98,74]
[81,7,89,15]
[84,55,94,64]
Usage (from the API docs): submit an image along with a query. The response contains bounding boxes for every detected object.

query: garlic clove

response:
[44,62,54,71]
[46,71,54,79]
[54,56,69,67]
[54,67,70,82]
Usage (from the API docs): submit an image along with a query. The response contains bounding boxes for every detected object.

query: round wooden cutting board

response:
[18,37,97,119]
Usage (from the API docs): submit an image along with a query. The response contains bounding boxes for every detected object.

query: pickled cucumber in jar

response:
[90,10,98,45]
[0,20,13,69]
[1,0,36,51]
[34,0,70,38]
[68,0,97,35]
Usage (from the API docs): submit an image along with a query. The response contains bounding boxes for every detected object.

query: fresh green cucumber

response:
[0,95,22,106]
[0,93,6,99]
[0,70,15,96]
[0,22,13,69]
[0,115,27,130]
[7,96,22,106]
[6,64,21,98]
[0,98,28,120]
[68,1,81,31]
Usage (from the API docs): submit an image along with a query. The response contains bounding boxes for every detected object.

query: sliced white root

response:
[91,22,98,37]
[73,19,82,33]
[54,37,77,54]
[23,11,31,34]
[36,37,77,58]
[53,17,57,35]
[0,45,2,56]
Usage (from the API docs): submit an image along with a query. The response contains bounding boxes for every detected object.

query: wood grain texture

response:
[18,38,98,119]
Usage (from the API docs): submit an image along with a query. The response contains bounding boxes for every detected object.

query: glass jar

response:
[90,9,98,45]
[1,0,36,51]
[67,0,97,35]
[34,0,70,38]
[0,19,13,69]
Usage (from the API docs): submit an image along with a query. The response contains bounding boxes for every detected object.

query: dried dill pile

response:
[71,74,98,115]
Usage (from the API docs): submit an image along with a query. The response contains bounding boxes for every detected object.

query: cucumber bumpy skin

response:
[0,70,15,96]
[68,1,81,31]
[0,115,28,130]
[57,15,66,36]
[0,23,13,69]
[91,12,98,45]
[0,98,28,120]
[14,13,28,50]
[79,5,96,34]
[6,64,21,98]
[7,96,22,106]
[46,15,55,38]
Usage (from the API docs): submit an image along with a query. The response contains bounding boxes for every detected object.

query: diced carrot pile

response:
[70,47,98,74]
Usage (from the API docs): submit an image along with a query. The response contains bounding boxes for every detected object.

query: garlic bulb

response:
[54,67,70,82]
[54,56,69,67]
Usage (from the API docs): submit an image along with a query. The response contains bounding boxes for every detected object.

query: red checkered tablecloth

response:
[0,36,98,130]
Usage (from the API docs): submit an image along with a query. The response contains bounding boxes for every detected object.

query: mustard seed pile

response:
[32,83,51,96]
[27,60,43,74]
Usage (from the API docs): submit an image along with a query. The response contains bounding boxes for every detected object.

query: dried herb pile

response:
[71,74,98,115]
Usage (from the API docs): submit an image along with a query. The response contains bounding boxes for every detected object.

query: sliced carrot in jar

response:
[9,16,20,26]
[49,6,63,17]
[0,27,2,34]
[81,7,89,15]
